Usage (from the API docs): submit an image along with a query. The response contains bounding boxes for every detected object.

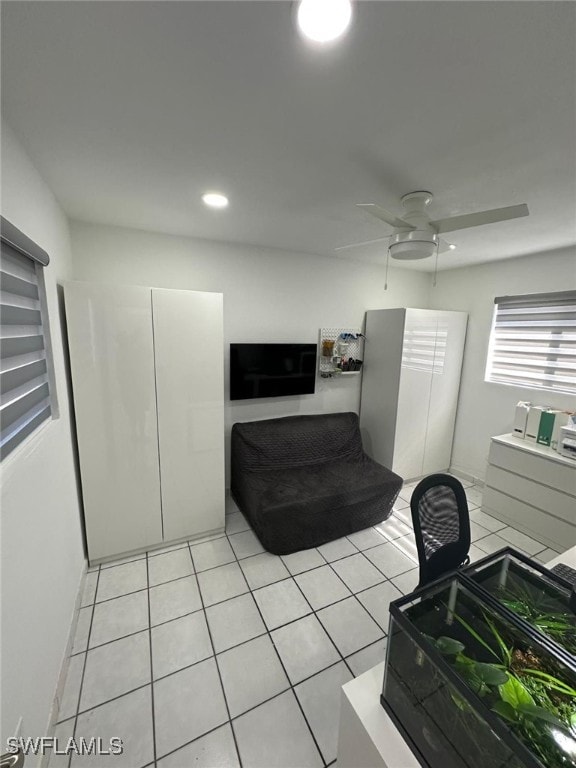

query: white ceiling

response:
[2,1,575,271]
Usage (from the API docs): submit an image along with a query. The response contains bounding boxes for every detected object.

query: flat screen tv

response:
[230,343,317,400]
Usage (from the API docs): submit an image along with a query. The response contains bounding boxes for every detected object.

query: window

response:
[1,216,56,460]
[485,290,576,395]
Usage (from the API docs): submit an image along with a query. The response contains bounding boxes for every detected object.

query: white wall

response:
[70,221,430,482]
[0,122,85,750]
[429,248,576,481]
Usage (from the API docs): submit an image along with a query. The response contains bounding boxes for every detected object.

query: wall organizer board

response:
[319,327,365,378]
[64,281,225,563]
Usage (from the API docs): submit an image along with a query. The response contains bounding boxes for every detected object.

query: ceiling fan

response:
[336,191,529,260]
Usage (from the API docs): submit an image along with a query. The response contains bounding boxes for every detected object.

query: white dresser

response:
[482,433,576,552]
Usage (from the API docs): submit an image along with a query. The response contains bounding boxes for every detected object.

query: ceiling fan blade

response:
[334,234,391,252]
[356,203,416,230]
[437,237,454,254]
[430,203,529,234]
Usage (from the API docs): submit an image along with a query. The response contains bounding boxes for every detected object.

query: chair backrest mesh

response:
[410,473,471,587]
[417,485,461,557]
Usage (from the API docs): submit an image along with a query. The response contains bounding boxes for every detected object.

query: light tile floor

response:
[52,478,564,768]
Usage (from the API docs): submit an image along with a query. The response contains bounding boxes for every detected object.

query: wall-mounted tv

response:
[230,343,317,401]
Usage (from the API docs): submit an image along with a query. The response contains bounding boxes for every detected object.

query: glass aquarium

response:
[382,572,576,768]
[468,549,576,660]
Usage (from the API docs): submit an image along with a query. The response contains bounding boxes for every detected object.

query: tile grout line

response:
[77,566,397,662]
[152,720,239,767]
[271,550,358,687]
[186,542,245,768]
[321,557,392,637]
[73,613,391,708]
[150,641,366,768]
[145,553,158,767]
[69,565,101,768]
[96,528,230,570]
[222,533,330,768]
[78,520,546,639]
[64,632,385,736]
[85,505,543,606]
[67,682,152,723]
[68,492,559,766]
[69,530,551,711]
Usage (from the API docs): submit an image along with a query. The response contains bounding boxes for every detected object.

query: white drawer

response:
[486,464,576,524]
[482,487,576,551]
[488,441,576,496]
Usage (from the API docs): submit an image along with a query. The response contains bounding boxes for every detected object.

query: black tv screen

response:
[230,343,317,400]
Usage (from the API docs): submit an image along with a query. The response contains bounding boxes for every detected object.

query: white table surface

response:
[337,545,576,768]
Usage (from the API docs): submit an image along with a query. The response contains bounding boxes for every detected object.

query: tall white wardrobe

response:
[65,281,225,563]
[359,308,468,480]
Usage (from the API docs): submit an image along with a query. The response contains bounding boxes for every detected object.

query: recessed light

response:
[297,0,353,44]
[449,244,457,250]
[202,192,229,209]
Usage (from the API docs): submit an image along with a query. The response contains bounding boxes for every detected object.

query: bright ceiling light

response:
[202,192,229,209]
[449,244,457,250]
[297,0,353,44]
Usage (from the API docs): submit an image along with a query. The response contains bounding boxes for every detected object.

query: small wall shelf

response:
[319,327,365,379]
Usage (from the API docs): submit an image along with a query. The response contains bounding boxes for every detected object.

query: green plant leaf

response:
[484,613,512,666]
[452,611,500,662]
[499,675,534,709]
[473,663,509,686]
[435,636,465,655]
[517,704,565,728]
[520,668,576,697]
[492,700,518,723]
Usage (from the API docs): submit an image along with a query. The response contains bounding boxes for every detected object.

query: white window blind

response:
[486,290,576,395]
[1,220,53,460]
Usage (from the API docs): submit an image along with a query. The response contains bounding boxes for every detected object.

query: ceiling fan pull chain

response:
[384,246,391,291]
[432,240,439,287]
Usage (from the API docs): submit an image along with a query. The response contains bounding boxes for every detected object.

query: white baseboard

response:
[41,562,88,767]
[448,466,485,487]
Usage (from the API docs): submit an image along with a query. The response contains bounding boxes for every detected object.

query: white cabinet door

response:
[359,309,405,469]
[422,312,468,475]
[152,289,225,541]
[393,310,435,479]
[65,282,163,561]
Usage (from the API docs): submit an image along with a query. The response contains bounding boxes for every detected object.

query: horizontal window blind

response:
[486,290,576,395]
[1,240,52,459]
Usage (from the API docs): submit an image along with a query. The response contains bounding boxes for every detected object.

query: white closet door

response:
[393,310,435,479]
[422,311,468,475]
[152,289,225,542]
[65,282,163,561]
[359,309,405,469]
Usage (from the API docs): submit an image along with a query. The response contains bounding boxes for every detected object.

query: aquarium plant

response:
[427,607,576,768]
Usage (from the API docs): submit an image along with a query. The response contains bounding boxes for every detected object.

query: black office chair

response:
[410,473,471,588]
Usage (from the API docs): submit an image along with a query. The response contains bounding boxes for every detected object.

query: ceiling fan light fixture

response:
[389,231,438,260]
[296,0,353,43]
